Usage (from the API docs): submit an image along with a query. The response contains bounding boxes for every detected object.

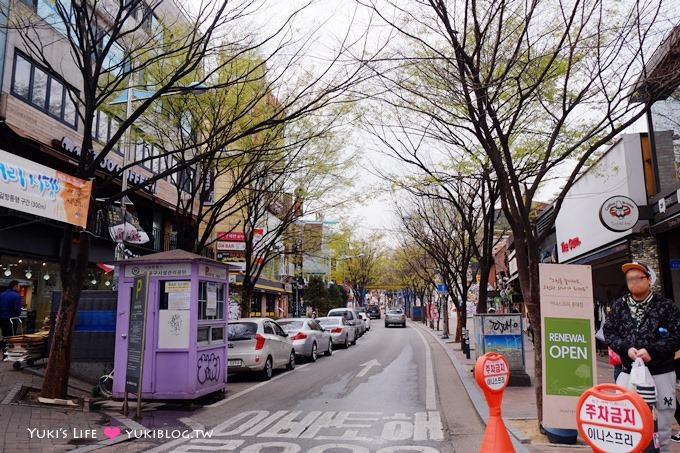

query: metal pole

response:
[115,72,134,261]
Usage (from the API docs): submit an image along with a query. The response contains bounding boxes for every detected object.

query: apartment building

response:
[0,0,199,323]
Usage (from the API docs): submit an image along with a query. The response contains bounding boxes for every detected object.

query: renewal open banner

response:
[0,149,92,228]
[540,263,597,430]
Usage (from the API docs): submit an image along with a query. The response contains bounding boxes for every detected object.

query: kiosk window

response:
[159,280,191,310]
[198,281,225,320]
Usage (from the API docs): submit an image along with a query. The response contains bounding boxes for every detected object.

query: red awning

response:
[96,263,115,273]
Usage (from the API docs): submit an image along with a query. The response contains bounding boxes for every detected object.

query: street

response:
[97,321,484,452]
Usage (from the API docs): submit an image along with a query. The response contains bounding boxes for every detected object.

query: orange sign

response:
[576,384,653,453]
[474,352,515,452]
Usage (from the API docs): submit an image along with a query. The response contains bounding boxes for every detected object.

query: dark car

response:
[367,305,381,319]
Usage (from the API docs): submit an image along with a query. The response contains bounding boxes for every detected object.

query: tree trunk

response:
[477,258,491,313]
[443,298,449,337]
[40,227,90,399]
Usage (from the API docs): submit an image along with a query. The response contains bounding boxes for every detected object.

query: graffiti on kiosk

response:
[197,353,221,384]
[484,316,520,335]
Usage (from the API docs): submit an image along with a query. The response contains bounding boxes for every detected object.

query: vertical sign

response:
[540,263,597,430]
[126,274,148,395]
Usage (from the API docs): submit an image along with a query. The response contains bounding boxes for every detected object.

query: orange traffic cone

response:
[479,408,515,452]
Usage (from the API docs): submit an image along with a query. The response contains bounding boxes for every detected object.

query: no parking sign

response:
[576,384,653,453]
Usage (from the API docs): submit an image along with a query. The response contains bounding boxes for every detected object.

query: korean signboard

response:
[473,313,525,372]
[540,263,597,430]
[0,149,92,228]
[576,384,652,452]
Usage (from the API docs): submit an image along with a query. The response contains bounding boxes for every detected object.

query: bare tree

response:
[361,0,671,421]
[7,0,372,398]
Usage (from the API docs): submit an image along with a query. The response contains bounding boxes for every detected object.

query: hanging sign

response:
[599,195,639,232]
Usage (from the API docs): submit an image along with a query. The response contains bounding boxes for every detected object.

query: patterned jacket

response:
[603,293,680,375]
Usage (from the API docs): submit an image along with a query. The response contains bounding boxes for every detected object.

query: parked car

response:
[384,307,406,328]
[227,318,296,380]
[317,316,356,348]
[327,308,365,338]
[277,318,333,362]
[367,305,381,319]
[358,312,371,331]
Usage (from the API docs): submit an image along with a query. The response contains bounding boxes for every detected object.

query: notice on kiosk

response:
[540,263,596,430]
[126,274,148,394]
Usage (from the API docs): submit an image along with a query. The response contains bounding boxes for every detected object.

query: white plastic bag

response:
[629,357,649,388]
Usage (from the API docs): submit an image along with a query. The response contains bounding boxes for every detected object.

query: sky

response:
[190,0,677,246]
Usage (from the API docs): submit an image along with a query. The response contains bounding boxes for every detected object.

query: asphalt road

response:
[102,321,485,452]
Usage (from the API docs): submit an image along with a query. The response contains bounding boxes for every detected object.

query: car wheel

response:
[260,356,273,381]
[286,350,296,370]
[310,343,318,362]
[343,335,349,349]
[351,334,357,346]
[385,323,388,328]
[325,340,333,356]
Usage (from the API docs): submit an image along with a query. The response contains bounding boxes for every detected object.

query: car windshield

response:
[278,320,305,332]
[317,318,341,326]
[227,322,258,340]
[327,311,347,318]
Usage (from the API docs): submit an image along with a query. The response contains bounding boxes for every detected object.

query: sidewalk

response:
[0,360,123,451]
[414,315,680,452]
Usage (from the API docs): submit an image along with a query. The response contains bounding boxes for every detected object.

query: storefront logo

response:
[599,195,639,232]
[55,137,155,193]
[560,237,582,253]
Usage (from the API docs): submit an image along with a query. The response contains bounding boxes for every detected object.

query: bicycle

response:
[95,370,114,398]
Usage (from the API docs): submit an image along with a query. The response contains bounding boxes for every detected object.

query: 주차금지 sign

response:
[576,384,653,453]
[0,149,92,228]
[540,263,597,430]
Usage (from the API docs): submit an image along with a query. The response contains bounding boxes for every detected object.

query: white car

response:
[358,312,371,331]
[227,318,296,380]
[317,316,357,348]
[327,308,365,337]
[277,318,333,362]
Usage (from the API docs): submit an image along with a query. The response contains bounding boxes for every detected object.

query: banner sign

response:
[126,274,148,394]
[540,263,596,430]
[108,205,150,244]
[474,313,525,371]
[0,149,92,227]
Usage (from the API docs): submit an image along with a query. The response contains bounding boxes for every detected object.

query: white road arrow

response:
[356,359,381,377]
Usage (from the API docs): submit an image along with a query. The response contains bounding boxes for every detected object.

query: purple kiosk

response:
[112,250,232,400]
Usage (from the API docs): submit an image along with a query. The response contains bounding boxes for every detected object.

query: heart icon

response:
[103,426,121,439]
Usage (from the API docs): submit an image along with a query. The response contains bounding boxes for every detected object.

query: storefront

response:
[554,134,655,317]
[229,275,291,319]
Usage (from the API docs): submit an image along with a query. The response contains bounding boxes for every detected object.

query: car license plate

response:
[227,359,241,366]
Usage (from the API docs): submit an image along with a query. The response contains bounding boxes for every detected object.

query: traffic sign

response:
[474,352,514,452]
[576,384,653,453]
[436,284,448,294]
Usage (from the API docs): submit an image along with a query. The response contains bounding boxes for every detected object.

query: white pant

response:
[617,371,676,453]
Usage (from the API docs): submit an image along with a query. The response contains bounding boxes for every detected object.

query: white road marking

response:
[411,323,437,410]
[356,359,381,377]
[206,363,312,408]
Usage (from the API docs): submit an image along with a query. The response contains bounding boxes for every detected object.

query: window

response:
[263,322,274,335]
[198,281,225,320]
[97,111,109,143]
[11,52,78,128]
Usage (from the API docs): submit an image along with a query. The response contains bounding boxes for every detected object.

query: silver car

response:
[227,318,296,380]
[317,316,356,348]
[277,318,333,362]
[327,308,365,337]
[384,307,406,327]
[358,312,371,331]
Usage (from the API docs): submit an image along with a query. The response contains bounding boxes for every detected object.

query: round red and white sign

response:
[599,195,639,232]
[576,384,652,453]
[475,353,510,393]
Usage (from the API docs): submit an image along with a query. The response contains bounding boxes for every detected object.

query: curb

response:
[412,320,531,453]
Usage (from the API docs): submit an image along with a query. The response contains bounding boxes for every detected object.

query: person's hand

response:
[628,347,639,360]
[636,348,652,362]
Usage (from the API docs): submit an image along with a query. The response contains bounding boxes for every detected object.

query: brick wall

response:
[629,235,662,293]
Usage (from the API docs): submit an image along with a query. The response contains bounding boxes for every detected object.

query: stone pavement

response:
[413,315,680,452]
[0,360,123,451]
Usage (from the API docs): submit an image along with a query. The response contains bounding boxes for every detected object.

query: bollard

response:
[462,328,471,359]
[474,352,515,452]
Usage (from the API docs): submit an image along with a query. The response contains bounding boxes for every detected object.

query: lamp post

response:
[109,75,207,260]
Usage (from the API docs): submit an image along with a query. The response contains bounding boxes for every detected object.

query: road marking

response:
[411,323,437,410]
[356,359,381,377]
[206,363,312,408]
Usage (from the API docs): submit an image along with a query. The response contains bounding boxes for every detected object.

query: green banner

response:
[544,317,593,396]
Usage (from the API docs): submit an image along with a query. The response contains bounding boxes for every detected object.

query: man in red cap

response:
[604,261,680,452]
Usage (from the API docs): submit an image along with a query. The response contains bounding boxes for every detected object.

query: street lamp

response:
[109,75,208,260]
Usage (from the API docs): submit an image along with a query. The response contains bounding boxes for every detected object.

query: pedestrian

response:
[0,280,22,345]
[672,351,680,443]
[604,262,680,453]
